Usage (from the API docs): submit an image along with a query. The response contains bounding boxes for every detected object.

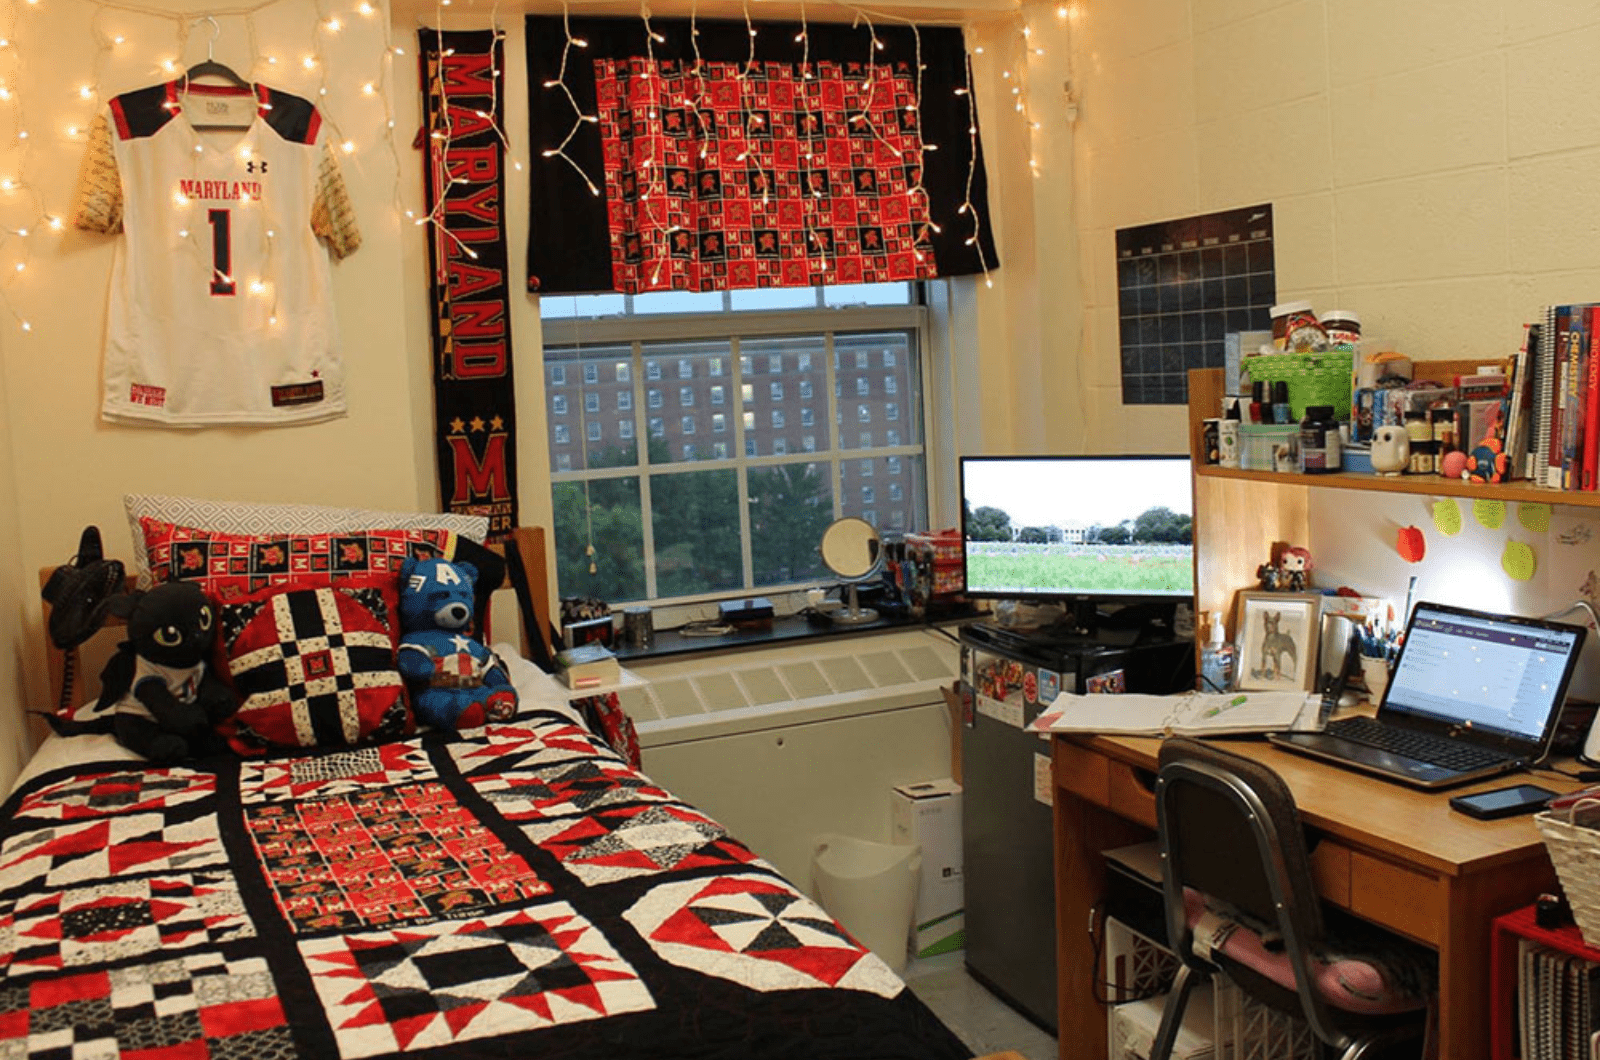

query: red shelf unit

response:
[1491,904,1600,1060]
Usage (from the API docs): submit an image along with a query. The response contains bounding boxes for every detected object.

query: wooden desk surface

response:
[1052,731,1575,1060]
[1069,731,1582,876]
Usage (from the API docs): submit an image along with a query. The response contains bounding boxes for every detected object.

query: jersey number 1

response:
[207,209,236,296]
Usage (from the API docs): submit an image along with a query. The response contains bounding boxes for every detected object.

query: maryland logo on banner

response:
[419,29,518,538]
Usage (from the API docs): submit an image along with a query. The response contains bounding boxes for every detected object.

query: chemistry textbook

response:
[1027,690,1321,737]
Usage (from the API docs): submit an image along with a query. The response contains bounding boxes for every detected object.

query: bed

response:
[2,516,975,1060]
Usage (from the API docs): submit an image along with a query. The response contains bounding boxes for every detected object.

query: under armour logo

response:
[247,160,268,174]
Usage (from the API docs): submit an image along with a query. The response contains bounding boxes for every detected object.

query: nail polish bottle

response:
[1250,381,1264,424]
[1273,381,1292,424]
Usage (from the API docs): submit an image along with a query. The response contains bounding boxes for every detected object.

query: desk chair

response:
[1150,738,1432,1060]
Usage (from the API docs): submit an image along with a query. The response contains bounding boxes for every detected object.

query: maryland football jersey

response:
[73,81,361,426]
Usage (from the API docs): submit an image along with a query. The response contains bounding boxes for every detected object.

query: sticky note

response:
[1502,540,1537,581]
[1432,499,1462,536]
[1519,503,1551,533]
[1474,499,1506,530]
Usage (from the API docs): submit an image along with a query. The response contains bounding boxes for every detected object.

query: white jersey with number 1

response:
[73,80,361,426]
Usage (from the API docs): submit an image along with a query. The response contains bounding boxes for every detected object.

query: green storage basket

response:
[1242,352,1353,421]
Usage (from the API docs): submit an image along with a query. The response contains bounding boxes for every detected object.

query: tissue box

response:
[891,779,964,958]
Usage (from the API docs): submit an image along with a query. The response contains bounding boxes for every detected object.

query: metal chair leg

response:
[1149,963,1205,1060]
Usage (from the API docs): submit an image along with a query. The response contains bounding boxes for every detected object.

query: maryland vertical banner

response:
[419,29,518,538]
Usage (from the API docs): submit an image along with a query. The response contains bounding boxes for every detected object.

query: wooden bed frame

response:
[36,525,554,713]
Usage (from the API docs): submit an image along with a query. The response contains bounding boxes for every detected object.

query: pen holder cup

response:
[1359,655,1389,704]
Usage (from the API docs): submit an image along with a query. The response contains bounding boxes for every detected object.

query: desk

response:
[1052,732,1577,1060]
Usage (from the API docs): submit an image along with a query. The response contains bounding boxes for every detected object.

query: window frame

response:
[541,299,931,607]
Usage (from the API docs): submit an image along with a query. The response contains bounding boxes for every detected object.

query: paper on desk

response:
[1026,690,1320,737]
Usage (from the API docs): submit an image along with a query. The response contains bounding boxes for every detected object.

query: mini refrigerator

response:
[958,625,1194,1032]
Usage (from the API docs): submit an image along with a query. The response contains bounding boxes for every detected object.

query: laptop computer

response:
[1267,601,1587,790]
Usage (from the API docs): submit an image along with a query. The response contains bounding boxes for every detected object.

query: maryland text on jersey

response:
[74,80,361,426]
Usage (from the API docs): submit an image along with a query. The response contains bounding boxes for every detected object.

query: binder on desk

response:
[1026,690,1318,737]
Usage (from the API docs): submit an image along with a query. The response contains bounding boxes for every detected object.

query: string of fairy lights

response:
[0,0,1064,333]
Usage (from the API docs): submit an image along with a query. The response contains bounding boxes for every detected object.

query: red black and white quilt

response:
[0,711,970,1059]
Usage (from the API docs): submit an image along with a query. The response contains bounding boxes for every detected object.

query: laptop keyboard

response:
[1329,716,1515,771]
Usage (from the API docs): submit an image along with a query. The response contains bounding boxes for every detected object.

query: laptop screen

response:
[1381,601,1587,747]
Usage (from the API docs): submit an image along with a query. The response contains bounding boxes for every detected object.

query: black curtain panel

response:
[525,15,998,294]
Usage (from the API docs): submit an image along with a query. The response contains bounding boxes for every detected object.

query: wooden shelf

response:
[1195,464,1600,508]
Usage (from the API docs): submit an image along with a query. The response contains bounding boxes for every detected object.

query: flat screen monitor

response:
[958,454,1195,603]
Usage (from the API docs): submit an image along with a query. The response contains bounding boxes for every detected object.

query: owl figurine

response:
[1370,424,1410,476]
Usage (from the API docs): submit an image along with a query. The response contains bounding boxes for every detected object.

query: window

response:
[584,363,599,385]
[856,377,869,396]
[862,486,875,505]
[887,402,899,421]
[890,482,903,501]
[552,395,568,415]
[859,458,873,476]
[541,287,925,602]
[888,457,901,474]
[862,509,876,524]
[587,421,602,441]
[886,429,901,445]
[885,375,897,394]
[554,424,570,444]
[585,393,600,414]
[551,365,566,385]
[884,348,897,368]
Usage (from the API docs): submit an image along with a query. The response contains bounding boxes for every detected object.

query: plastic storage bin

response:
[812,834,921,972]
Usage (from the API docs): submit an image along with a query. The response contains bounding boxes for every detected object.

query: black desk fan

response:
[40,526,124,712]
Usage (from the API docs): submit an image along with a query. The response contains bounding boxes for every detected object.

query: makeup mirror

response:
[819,517,882,625]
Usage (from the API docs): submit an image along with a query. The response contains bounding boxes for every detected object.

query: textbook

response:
[554,642,621,690]
[1026,689,1320,737]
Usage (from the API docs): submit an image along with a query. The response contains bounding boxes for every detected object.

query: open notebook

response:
[1028,689,1320,737]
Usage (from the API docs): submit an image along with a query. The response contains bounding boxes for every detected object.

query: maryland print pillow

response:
[219,584,411,754]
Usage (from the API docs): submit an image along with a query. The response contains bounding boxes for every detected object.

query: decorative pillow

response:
[141,517,455,601]
[217,583,411,755]
[125,494,489,587]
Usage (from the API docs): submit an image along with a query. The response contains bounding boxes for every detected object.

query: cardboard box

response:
[891,778,964,958]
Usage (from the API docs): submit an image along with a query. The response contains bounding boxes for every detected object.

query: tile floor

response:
[902,951,1059,1060]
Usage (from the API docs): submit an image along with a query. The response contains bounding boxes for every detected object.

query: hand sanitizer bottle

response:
[1200,611,1235,692]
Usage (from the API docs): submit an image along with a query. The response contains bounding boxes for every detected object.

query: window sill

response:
[612,603,982,664]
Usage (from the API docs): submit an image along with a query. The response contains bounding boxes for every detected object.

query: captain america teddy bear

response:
[396,555,518,730]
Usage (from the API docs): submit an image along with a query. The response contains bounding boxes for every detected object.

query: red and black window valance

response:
[525,15,998,294]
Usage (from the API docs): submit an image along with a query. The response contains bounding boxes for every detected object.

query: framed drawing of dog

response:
[1234,591,1319,692]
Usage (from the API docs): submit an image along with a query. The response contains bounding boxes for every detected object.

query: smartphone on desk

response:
[1448,783,1557,820]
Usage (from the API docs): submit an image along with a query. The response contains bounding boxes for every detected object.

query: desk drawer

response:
[1106,760,1159,828]
[1348,851,1444,946]
[1054,741,1110,804]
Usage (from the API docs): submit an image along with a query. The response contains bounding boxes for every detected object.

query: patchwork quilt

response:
[0,711,970,1059]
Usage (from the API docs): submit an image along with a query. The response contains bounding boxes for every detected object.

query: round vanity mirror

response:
[819,517,882,624]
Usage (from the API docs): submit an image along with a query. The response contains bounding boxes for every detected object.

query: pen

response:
[1202,694,1249,718]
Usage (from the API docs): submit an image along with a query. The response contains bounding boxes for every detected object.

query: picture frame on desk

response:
[1235,591,1319,692]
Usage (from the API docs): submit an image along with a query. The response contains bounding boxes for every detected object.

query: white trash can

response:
[811,833,921,973]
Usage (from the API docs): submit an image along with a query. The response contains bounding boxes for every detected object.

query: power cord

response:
[1086,902,1172,1007]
